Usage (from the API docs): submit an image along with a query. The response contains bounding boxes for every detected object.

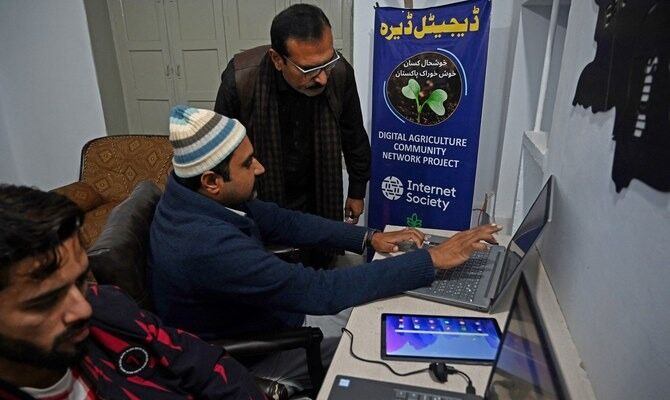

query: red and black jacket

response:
[0,286,266,400]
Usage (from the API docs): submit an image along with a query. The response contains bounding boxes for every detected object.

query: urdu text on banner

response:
[368,0,491,231]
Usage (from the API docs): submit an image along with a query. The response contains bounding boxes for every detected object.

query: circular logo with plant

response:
[386,52,462,126]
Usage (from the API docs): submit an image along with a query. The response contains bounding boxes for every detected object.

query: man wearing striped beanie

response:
[149,106,500,392]
[168,105,256,198]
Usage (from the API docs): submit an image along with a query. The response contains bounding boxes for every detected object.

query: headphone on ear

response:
[428,362,449,383]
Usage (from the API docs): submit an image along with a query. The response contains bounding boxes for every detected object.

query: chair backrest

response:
[80,135,172,202]
[87,180,161,310]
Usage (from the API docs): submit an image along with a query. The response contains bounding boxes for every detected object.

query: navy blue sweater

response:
[149,175,435,339]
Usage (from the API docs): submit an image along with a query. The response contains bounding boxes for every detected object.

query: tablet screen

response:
[381,313,502,364]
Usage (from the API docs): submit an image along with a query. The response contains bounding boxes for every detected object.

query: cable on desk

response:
[341,327,428,377]
[341,327,478,394]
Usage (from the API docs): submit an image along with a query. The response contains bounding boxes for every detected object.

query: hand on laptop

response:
[428,224,502,269]
[370,228,425,253]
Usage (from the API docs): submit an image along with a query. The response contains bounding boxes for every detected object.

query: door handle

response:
[165,65,172,77]
[176,64,181,77]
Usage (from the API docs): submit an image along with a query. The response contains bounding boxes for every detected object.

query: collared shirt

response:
[275,71,316,212]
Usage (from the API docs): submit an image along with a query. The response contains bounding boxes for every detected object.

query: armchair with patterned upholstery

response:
[53,135,172,248]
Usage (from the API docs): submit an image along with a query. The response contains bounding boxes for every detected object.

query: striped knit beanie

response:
[169,106,246,178]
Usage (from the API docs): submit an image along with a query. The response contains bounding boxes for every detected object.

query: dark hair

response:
[270,4,331,58]
[0,185,84,290]
[173,152,234,191]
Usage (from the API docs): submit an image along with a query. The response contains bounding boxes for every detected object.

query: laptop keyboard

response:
[430,250,491,302]
[328,375,478,400]
[393,388,465,400]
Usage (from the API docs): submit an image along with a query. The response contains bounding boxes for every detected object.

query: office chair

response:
[87,181,325,399]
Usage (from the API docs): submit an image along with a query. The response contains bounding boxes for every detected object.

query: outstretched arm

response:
[368,224,502,268]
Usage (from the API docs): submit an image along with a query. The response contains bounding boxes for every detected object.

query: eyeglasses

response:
[285,51,340,79]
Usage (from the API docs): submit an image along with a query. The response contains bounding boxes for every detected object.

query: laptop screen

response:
[484,274,567,400]
[495,176,553,297]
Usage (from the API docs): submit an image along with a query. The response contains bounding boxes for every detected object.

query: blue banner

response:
[368,0,491,231]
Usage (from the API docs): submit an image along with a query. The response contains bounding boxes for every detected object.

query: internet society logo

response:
[381,176,404,200]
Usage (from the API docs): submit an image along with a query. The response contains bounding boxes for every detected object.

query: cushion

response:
[80,201,121,249]
[87,181,161,310]
[80,135,173,202]
[53,181,104,212]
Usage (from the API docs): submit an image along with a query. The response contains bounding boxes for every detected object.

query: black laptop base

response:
[327,375,481,400]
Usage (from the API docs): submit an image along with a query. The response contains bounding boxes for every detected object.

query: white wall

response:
[0,95,19,183]
[0,0,105,189]
[84,0,128,135]
[540,2,670,399]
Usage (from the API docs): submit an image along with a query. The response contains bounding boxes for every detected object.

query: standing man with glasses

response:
[214,4,370,267]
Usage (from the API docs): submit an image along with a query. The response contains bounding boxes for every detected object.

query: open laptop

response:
[327,273,568,400]
[405,176,554,312]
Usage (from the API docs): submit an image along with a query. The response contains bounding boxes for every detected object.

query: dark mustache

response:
[58,320,90,342]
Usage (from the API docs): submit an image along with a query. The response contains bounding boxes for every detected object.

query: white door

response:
[222,0,285,54]
[165,0,228,110]
[107,0,352,133]
[223,0,352,61]
[289,0,353,61]
[108,0,175,133]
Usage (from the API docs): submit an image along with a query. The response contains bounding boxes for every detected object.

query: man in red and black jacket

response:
[0,184,266,400]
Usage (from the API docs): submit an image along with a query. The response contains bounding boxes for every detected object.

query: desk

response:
[317,226,595,399]
[317,226,511,398]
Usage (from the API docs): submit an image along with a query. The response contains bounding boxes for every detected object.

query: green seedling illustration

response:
[406,213,423,228]
[401,78,448,124]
